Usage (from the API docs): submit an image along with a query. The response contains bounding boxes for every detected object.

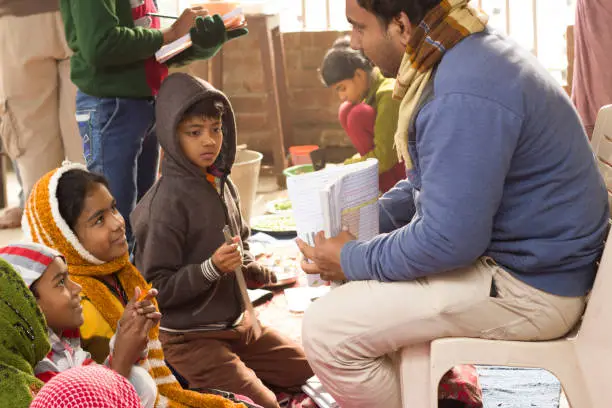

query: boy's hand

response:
[112,288,155,378]
[212,236,242,273]
[162,7,209,45]
[243,262,277,289]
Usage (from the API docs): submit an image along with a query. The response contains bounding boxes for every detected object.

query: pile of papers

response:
[286,159,380,286]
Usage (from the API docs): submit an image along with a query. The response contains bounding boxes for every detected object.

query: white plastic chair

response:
[399,104,612,408]
[592,105,612,211]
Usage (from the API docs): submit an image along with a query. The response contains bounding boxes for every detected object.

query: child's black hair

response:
[182,98,225,121]
[319,35,374,87]
[331,35,352,49]
[29,280,39,298]
[56,169,110,231]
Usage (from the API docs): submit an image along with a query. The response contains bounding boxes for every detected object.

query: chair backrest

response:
[564,25,574,95]
[591,104,612,210]
[574,105,612,396]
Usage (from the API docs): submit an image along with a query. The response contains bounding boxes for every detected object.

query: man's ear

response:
[388,12,412,47]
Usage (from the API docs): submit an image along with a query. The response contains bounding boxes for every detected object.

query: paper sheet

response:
[156,33,193,63]
[284,287,330,313]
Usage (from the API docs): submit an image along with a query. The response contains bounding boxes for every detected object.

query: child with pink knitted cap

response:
[30,365,142,408]
[0,242,159,408]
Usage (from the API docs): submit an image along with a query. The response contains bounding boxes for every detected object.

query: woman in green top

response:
[320,36,405,192]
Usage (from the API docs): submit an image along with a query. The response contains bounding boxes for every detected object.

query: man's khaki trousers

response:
[0,11,84,201]
[302,258,586,408]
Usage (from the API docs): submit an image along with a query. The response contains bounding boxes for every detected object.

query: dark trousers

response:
[160,312,313,408]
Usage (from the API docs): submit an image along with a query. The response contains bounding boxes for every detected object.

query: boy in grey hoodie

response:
[131,73,313,408]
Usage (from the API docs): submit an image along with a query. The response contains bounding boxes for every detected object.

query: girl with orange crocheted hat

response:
[22,163,260,408]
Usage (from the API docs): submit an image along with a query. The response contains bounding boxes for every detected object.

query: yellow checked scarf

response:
[393,0,488,168]
[22,163,245,408]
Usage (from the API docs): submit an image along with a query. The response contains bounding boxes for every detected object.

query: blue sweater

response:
[341,30,609,297]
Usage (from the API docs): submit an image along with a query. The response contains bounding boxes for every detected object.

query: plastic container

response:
[289,145,319,166]
[282,164,314,178]
[230,149,263,223]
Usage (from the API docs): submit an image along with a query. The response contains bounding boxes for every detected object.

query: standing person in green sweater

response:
[62,0,247,247]
[320,35,405,193]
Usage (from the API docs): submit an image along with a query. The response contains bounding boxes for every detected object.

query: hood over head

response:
[155,73,237,179]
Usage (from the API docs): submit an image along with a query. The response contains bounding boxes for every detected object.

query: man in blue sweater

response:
[297,1,609,407]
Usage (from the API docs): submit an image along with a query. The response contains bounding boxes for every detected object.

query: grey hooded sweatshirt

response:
[131,73,254,331]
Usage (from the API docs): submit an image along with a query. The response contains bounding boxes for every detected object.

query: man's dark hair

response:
[357,0,441,26]
[183,98,225,120]
[56,169,110,231]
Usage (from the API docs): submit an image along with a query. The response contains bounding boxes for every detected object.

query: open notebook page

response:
[287,159,379,285]
[287,164,354,244]
[321,159,379,240]
[156,32,192,63]
[155,7,245,63]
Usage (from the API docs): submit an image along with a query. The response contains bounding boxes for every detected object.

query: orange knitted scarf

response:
[22,163,245,408]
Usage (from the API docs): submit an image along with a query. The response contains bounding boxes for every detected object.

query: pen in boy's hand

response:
[222,224,262,336]
[148,9,245,25]
[222,225,234,245]
[147,13,178,20]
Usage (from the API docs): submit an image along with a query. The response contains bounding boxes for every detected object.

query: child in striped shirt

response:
[0,242,159,408]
